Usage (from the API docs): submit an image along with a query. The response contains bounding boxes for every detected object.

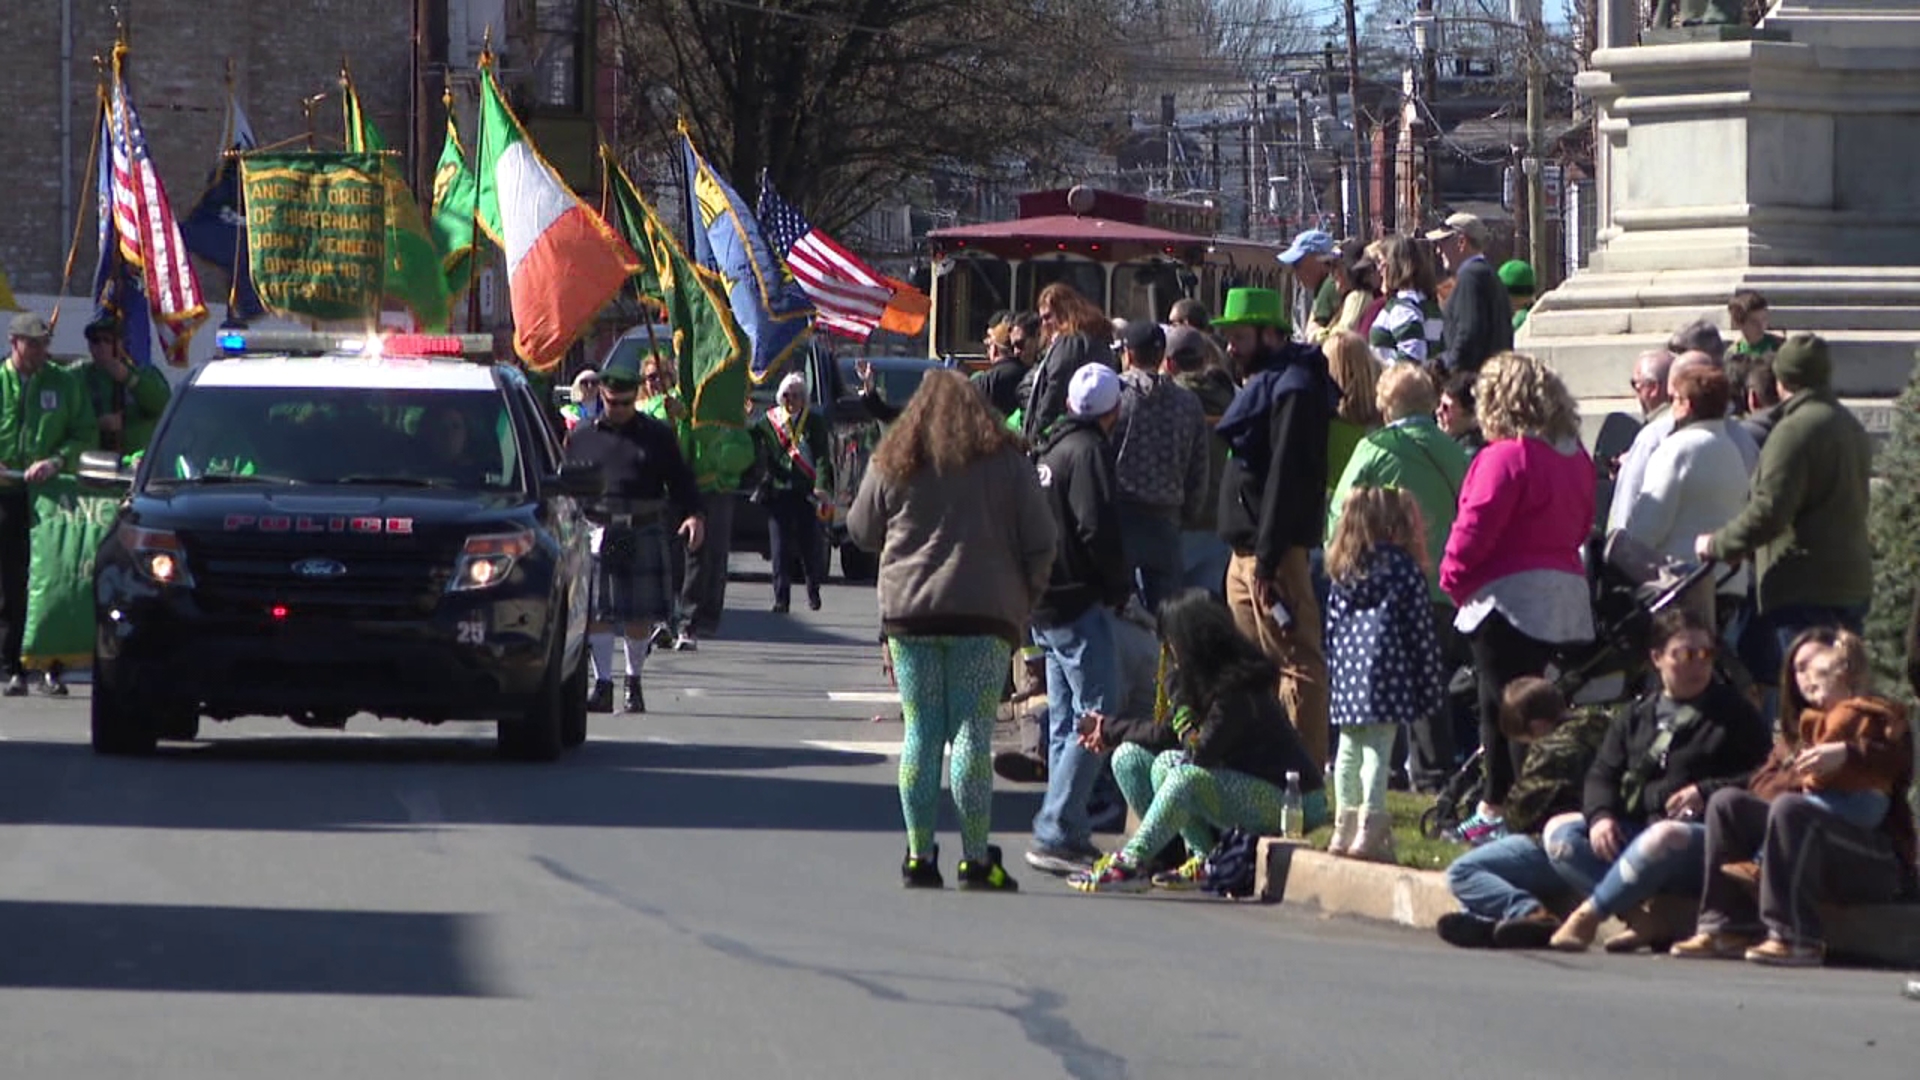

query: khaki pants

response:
[1225,549,1330,770]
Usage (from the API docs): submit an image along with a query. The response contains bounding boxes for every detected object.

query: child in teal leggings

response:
[1069,589,1328,893]
[891,634,1020,891]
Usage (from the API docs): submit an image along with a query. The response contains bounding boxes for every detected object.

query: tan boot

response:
[1351,810,1398,863]
[1326,808,1362,857]
[1550,900,1605,952]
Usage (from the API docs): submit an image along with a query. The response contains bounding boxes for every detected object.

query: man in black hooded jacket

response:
[1211,287,1337,770]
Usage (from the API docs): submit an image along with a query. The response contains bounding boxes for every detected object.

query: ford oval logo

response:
[291,558,348,579]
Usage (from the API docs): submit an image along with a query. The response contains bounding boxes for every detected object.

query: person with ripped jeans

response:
[1542,609,1771,952]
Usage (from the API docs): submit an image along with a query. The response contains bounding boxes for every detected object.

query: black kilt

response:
[591,522,673,624]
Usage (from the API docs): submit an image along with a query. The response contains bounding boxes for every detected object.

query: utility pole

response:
[1524,10,1548,282]
[1341,0,1369,237]
[1294,80,1310,229]
[1414,0,1438,228]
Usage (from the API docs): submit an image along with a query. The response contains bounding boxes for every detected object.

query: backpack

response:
[1201,828,1262,899]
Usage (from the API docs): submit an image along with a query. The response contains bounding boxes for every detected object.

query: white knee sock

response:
[621,635,645,677]
[589,632,615,682]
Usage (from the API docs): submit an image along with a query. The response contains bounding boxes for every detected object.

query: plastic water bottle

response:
[1280,771,1305,839]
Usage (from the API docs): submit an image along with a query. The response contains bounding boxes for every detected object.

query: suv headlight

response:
[450,528,534,592]
[119,524,194,587]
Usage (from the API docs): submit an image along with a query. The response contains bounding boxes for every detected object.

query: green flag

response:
[343,75,452,331]
[602,145,748,432]
[429,103,478,300]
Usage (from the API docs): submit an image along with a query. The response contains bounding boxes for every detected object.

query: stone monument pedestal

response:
[1516,16,1920,427]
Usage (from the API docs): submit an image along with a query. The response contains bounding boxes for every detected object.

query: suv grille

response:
[181,531,455,618]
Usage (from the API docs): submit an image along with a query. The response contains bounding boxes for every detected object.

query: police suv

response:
[80,330,600,760]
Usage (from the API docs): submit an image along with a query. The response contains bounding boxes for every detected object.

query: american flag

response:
[106,51,206,365]
[756,177,895,342]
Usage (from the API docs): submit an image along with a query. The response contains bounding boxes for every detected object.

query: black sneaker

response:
[902,846,943,889]
[37,670,68,697]
[586,680,614,714]
[772,600,790,614]
[624,677,645,714]
[957,846,1019,892]
[807,590,822,611]
[1024,845,1100,877]
[1491,909,1562,950]
[992,750,1047,784]
[1437,912,1497,949]
[2,674,26,697]
[649,624,674,649]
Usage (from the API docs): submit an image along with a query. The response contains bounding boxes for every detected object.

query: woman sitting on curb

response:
[1545,608,1771,951]
[1068,590,1326,893]
[1672,628,1916,967]
[1437,677,1611,949]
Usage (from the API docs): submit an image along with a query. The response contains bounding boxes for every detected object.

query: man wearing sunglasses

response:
[564,350,706,714]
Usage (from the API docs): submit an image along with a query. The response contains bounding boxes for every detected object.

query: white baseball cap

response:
[1067,363,1122,418]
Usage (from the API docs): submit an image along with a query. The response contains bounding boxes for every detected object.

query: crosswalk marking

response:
[802,739,907,758]
[826,691,900,704]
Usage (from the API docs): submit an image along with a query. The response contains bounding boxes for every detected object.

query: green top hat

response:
[1212,287,1290,331]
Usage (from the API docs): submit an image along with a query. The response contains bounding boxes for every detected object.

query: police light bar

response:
[217,330,496,360]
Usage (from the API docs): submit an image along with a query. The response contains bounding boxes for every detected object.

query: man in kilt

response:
[564,349,706,714]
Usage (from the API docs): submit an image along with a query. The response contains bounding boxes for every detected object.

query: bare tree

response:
[604,0,1143,233]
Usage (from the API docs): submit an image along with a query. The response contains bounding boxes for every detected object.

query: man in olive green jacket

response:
[1697,332,1872,694]
[1,312,98,696]
[70,315,171,456]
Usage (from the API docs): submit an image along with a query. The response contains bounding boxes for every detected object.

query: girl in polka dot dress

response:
[1325,487,1445,862]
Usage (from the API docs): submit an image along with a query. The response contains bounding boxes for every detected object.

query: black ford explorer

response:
[81,332,600,761]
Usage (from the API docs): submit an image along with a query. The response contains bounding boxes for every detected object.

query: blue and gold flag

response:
[681,130,813,383]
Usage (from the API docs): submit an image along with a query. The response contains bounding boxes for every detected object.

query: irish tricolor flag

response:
[475,55,637,372]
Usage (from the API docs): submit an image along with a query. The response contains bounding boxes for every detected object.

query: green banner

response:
[241,152,387,322]
[22,477,119,672]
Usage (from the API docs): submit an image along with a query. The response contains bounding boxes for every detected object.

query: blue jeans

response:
[1545,817,1707,917]
[1446,834,1565,923]
[1032,606,1119,851]
[1180,530,1231,599]
[1118,504,1183,613]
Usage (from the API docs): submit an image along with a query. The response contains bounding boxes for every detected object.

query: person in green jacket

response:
[1326,361,1470,791]
[1,312,98,697]
[1697,333,1873,704]
[70,315,171,456]
[752,371,833,613]
[638,349,753,647]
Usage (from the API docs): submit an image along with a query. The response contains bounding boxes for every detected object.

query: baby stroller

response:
[1418,530,1738,841]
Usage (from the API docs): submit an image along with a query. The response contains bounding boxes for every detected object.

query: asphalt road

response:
[0,559,1915,1079]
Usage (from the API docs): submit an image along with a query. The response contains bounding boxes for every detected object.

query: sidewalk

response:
[1256,837,1920,967]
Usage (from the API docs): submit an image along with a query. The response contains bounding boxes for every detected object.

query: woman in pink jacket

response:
[1440,352,1596,845]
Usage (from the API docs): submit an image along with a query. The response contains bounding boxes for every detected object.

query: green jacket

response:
[1707,387,1873,611]
[752,408,833,498]
[69,359,171,455]
[1327,416,1369,496]
[1326,416,1470,604]
[0,361,97,472]
[644,395,754,494]
[1504,708,1612,837]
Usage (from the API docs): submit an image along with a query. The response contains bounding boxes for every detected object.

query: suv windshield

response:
[836,358,934,405]
[144,386,521,491]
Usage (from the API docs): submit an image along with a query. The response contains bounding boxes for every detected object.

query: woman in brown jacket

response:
[848,370,1057,892]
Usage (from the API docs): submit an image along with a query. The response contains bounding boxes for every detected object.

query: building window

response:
[532,0,588,114]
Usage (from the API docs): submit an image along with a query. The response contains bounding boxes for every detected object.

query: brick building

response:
[0,0,418,296]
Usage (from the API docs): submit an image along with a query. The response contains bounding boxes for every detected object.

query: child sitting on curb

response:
[1436,677,1610,949]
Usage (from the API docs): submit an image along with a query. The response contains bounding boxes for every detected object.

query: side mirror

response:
[77,449,134,489]
[551,459,603,499]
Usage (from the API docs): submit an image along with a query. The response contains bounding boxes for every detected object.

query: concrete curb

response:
[1256,837,1920,966]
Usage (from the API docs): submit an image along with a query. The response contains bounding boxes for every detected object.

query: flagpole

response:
[52,76,108,331]
[467,34,491,335]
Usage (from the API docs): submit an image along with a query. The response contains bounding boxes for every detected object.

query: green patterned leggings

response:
[1112,744,1326,865]
[888,635,1013,861]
